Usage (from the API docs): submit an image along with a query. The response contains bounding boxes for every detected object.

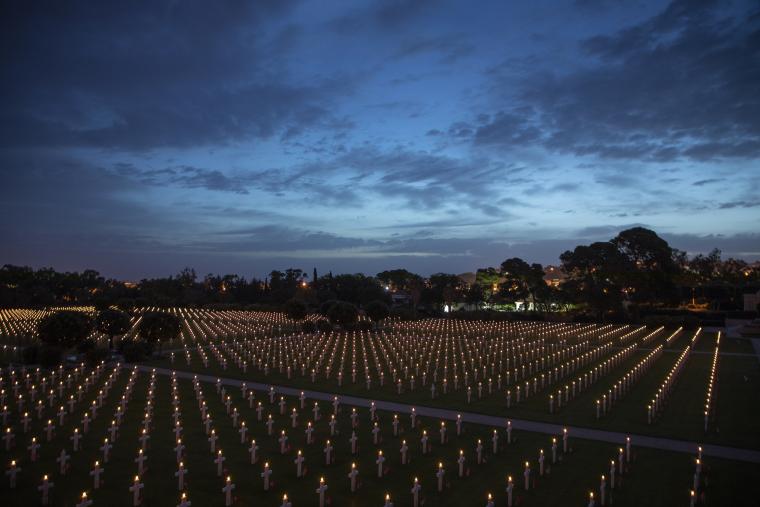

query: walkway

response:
[752,339,760,365]
[137,366,760,464]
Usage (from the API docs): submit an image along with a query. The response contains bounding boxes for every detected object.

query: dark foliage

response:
[37,310,93,348]
[364,300,390,323]
[138,311,181,351]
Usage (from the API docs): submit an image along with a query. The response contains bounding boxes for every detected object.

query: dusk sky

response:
[2,0,759,280]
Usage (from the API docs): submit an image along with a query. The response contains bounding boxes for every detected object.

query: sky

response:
[1,0,759,280]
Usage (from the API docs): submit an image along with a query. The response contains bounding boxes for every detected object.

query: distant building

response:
[390,291,412,306]
[543,265,565,287]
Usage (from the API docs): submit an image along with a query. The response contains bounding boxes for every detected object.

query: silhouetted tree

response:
[284,299,308,321]
[138,311,181,355]
[364,300,390,326]
[327,301,359,329]
[96,309,132,349]
[37,310,93,348]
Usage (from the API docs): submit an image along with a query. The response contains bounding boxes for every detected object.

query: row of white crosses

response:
[2,363,115,487]
[647,337,697,424]
[168,371,193,507]
[198,321,646,412]
[550,343,637,414]
[689,446,704,507]
[7,363,133,506]
[588,436,634,507]
[597,345,663,420]
[127,370,160,507]
[197,319,625,388]
[195,373,584,507]
[664,327,684,345]
[191,376,236,506]
[704,332,720,432]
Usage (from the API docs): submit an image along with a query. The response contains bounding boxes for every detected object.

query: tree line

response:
[1,227,758,320]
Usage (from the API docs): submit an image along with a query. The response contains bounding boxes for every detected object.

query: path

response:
[137,365,760,464]
[751,339,760,365]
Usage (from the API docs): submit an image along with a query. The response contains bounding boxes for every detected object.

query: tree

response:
[138,311,181,355]
[364,300,390,326]
[376,269,423,291]
[284,299,308,321]
[464,283,485,307]
[560,241,629,319]
[425,273,464,310]
[611,227,679,305]
[37,310,94,366]
[327,301,359,329]
[96,309,132,349]
[37,310,93,348]
[498,258,546,309]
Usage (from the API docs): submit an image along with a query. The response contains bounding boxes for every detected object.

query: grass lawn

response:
[3,367,757,506]
[140,332,760,450]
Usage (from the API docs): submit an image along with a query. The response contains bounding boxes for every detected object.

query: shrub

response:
[138,311,181,354]
[37,310,93,348]
[365,300,390,324]
[327,301,359,329]
[284,299,308,321]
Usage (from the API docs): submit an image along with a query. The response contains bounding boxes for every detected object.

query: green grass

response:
[3,368,757,506]
[141,334,760,450]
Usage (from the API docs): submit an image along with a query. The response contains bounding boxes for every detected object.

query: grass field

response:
[141,332,760,450]
[2,366,757,507]
[2,315,759,506]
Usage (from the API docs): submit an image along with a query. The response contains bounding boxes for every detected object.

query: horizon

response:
[2,0,759,280]
[5,226,758,282]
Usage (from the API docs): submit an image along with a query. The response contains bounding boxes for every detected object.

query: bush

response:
[284,299,308,321]
[37,310,93,348]
[301,320,317,334]
[357,320,373,331]
[365,300,390,323]
[138,312,181,354]
[39,345,63,369]
[327,301,359,329]
[22,344,39,365]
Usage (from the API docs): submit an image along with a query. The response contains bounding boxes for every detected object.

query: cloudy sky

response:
[1,0,759,280]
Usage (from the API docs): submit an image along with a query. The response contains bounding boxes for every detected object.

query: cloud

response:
[329,0,437,33]
[471,0,760,162]
[717,200,760,209]
[392,33,474,64]
[115,164,253,194]
[0,1,351,151]
[692,178,722,186]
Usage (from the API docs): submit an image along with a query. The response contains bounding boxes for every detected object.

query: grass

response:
[3,367,757,507]
[140,332,760,450]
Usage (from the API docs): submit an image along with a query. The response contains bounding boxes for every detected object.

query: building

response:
[543,265,565,287]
